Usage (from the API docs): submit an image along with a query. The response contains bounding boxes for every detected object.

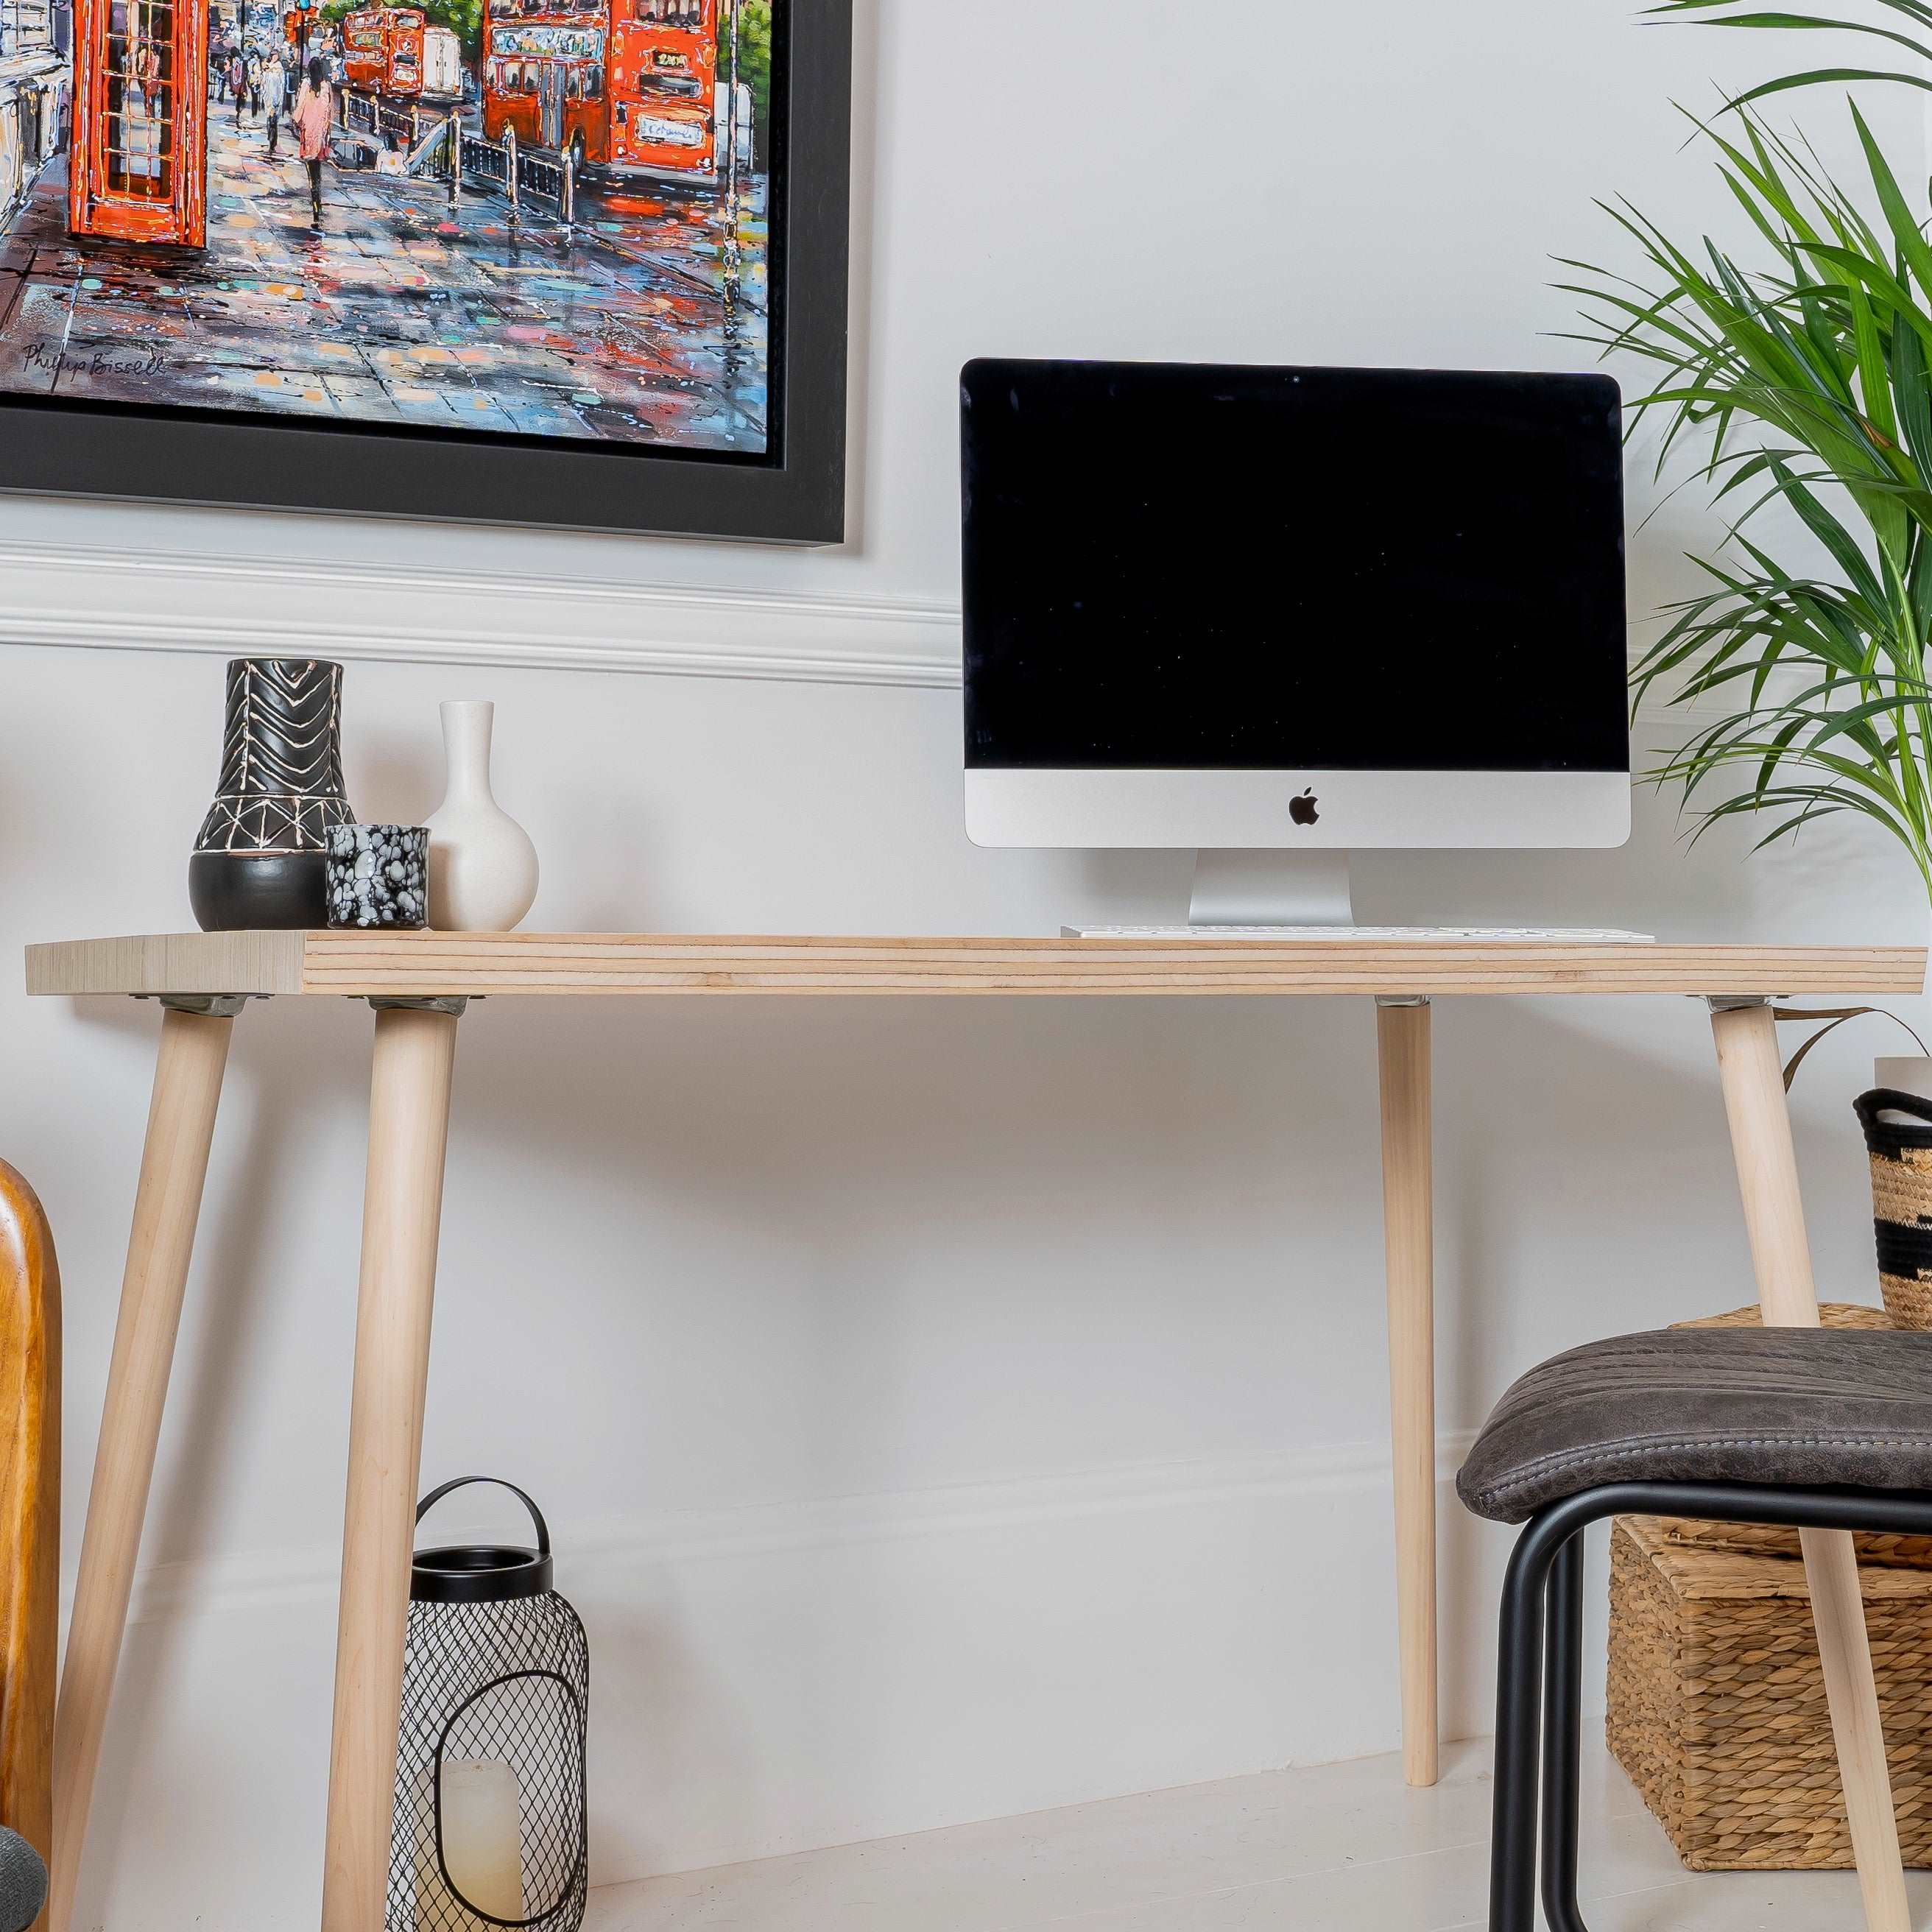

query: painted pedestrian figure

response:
[261,44,285,155]
[127,35,164,182]
[292,54,331,223]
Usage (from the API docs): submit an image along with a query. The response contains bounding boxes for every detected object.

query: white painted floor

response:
[582,1736,1932,1930]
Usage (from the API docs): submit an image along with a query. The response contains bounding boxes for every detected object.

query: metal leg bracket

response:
[138,994,262,1018]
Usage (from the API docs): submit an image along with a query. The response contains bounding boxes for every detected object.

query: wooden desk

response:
[27,932,1929,1932]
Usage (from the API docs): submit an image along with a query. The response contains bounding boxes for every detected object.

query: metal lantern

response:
[389,1479,589,1932]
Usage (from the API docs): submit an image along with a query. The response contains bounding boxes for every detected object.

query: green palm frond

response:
[1579,17,1932,884]
[1643,0,1932,106]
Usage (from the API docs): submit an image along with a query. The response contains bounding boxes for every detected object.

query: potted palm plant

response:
[1585,1,1932,1099]
[1592,0,1932,1325]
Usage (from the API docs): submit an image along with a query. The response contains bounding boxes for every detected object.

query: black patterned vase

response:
[189,658,355,931]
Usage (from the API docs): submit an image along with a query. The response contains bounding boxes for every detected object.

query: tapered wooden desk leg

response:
[1376,996,1437,1789]
[1710,998,1908,1932]
[49,1003,236,1932]
[321,1003,460,1932]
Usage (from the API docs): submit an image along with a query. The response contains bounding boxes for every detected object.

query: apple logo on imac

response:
[1289,789,1320,826]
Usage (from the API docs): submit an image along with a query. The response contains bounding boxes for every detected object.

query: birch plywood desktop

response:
[24,930,1930,1932]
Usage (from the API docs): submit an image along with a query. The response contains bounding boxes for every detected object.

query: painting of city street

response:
[0,0,772,450]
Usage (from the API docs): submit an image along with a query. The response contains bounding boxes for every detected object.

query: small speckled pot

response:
[327,825,429,929]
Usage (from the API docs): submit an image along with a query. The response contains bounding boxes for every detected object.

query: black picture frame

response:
[0,0,851,544]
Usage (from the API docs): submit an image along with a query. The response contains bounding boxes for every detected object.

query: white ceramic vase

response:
[426,700,539,931]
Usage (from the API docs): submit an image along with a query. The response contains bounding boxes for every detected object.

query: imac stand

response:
[1188,850,1354,928]
[1065,853,1654,942]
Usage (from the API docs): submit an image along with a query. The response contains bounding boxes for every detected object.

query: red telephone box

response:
[68,0,208,245]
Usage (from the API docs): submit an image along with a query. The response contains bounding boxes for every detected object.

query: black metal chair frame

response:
[1489,1478,1932,1932]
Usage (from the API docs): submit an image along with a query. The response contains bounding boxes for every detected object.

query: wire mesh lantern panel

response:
[389,1480,589,1932]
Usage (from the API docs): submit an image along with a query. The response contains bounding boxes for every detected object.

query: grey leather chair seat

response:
[1457,1325,1932,1525]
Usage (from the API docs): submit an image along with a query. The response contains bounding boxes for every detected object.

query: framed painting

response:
[0,0,849,539]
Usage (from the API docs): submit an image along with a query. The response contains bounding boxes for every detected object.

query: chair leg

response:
[1484,1481,1932,1932]
[1489,1520,1552,1932]
[1540,1532,1590,1932]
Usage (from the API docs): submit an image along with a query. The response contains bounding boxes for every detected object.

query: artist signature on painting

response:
[23,341,166,378]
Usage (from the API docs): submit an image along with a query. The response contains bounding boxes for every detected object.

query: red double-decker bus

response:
[342,4,426,96]
[482,0,716,179]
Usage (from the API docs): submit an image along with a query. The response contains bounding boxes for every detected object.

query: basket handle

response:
[1855,1087,1932,1135]
[415,1477,550,1559]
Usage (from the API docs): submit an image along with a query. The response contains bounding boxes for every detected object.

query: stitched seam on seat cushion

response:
[1478,1434,1932,1505]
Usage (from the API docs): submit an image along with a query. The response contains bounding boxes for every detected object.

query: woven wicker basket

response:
[1609,1299,1932,1868]
[1858,1089,1932,1330]
[1606,1512,1932,1869]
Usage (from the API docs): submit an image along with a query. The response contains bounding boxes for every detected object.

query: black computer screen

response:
[961,360,1628,772]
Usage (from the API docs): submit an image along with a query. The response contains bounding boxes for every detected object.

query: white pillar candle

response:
[420,1758,523,1928]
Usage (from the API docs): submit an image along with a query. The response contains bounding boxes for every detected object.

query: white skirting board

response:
[63,1431,1565,1931]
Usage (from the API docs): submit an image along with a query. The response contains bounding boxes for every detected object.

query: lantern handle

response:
[415,1476,551,1559]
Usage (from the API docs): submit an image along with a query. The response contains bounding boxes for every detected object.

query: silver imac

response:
[959,359,1633,931]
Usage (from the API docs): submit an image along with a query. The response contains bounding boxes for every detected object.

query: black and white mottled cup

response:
[326,824,429,928]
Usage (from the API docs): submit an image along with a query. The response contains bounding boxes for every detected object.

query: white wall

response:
[3,2,1928,1925]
